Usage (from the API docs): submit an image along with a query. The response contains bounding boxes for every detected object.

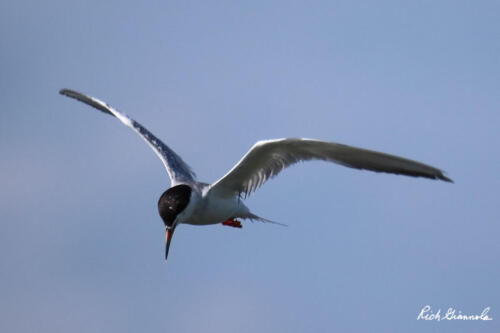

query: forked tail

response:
[244,213,288,227]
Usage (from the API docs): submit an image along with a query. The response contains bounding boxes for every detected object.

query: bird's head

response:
[157,184,192,261]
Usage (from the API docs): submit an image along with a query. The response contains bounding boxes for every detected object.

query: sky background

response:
[1,1,499,332]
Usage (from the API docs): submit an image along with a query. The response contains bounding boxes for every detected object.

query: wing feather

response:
[59,89,196,185]
[209,138,452,197]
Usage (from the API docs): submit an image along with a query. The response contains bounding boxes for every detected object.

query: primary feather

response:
[209,138,452,198]
[59,89,196,185]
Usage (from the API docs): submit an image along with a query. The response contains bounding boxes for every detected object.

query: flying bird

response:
[59,89,452,261]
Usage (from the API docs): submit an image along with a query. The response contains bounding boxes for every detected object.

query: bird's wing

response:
[208,138,452,198]
[59,89,196,185]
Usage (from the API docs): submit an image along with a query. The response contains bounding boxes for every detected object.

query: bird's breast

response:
[180,194,248,226]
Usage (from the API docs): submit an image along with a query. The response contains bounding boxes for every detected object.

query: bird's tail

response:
[244,213,288,227]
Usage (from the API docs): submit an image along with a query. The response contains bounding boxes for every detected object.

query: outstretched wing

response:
[59,89,196,185]
[209,138,452,198]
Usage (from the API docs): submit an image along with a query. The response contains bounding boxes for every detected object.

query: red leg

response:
[222,218,242,228]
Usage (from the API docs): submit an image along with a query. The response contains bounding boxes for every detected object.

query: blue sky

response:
[1,1,499,332]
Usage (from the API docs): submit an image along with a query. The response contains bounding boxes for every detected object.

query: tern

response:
[59,89,452,261]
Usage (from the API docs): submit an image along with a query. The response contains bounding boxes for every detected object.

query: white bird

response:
[59,89,452,261]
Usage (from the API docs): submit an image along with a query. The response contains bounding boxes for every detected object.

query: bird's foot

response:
[222,219,242,228]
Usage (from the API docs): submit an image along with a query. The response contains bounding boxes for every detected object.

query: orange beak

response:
[165,225,176,261]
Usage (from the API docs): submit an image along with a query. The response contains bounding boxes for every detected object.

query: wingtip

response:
[59,88,79,99]
[438,173,454,183]
[59,88,73,96]
[58,88,116,117]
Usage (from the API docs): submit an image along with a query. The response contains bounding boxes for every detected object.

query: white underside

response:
[176,184,254,226]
